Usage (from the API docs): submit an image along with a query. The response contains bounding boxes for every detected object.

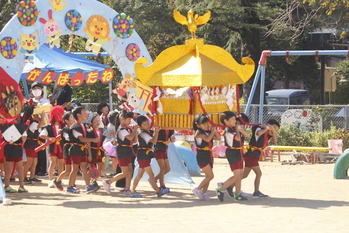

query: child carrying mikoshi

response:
[87,113,106,189]
[66,106,100,194]
[222,113,250,198]
[192,114,221,201]
[54,111,75,190]
[154,129,175,190]
[102,110,138,196]
[39,106,65,188]
[243,119,279,198]
[22,103,45,184]
[216,111,249,202]
[129,115,170,198]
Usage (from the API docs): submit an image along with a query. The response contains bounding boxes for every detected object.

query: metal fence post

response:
[344,106,349,129]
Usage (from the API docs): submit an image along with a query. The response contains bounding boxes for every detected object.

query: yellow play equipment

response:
[134,9,255,129]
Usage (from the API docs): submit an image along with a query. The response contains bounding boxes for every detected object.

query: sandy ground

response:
[1,154,348,233]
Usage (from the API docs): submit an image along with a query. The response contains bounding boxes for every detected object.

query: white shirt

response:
[117,128,130,141]
[139,131,152,144]
[32,97,50,104]
[29,122,39,133]
[39,124,60,137]
[225,131,236,147]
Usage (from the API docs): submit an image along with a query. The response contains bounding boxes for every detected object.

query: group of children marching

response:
[1,91,279,200]
[192,112,279,202]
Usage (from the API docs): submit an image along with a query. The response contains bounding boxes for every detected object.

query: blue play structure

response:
[245,50,349,123]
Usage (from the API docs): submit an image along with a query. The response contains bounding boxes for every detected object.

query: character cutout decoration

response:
[49,0,68,12]
[84,15,111,55]
[39,10,62,49]
[19,33,39,64]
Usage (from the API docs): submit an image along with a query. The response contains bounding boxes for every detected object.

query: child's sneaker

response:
[225,186,235,198]
[54,179,64,191]
[202,193,212,201]
[48,179,55,188]
[66,186,80,194]
[123,189,130,197]
[24,177,32,184]
[192,188,204,200]
[5,186,17,193]
[128,191,142,198]
[18,187,28,193]
[216,187,225,202]
[235,193,248,201]
[160,187,170,196]
[86,185,99,194]
[102,179,111,194]
[29,177,42,183]
[253,191,268,198]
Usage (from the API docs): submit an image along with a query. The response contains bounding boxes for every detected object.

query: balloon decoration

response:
[0,37,17,59]
[0,0,152,83]
[113,13,134,39]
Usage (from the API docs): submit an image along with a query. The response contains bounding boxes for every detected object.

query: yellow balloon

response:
[12,49,17,55]
[121,24,126,29]
[1,40,6,46]
[10,39,16,45]
[2,51,8,57]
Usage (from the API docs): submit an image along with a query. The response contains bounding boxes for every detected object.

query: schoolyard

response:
[1,156,348,233]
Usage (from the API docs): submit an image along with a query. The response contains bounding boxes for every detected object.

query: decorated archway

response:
[0,0,151,85]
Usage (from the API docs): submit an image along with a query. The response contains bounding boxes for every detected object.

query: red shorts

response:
[154,151,168,160]
[70,155,87,165]
[5,157,22,162]
[230,160,244,171]
[199,162,213,169]
[0,158,4,163]
[25,148,38,158]
[49,152,63,159]
[244,154,259,168]
[117,157,133,167]
[138,159,151,169]
[64,158,72,165]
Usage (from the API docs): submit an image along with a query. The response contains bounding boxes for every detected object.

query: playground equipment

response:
[245,50,349,123]
[334,149,349,179]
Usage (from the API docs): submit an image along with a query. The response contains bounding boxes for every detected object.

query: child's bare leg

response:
[68,164,79,187]
[80,162,90,186]
[198,164,214,193]
[29,158,38,179]
[251,166,262,192]
[57,164,71,182]
[154,158,164,184]
[97,162,103,179]
[4,160,13,187]
[125,163,133,188]
[23,157,33,178]
[144,166,160,193]
[48,156,57,180]
[16,160,24,187]
[57,159,64,176]
[131,168,144,192]
[110,165,128,183]
[111,157,117,172]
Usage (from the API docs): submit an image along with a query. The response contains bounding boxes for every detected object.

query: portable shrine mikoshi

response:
[134,9,255,129]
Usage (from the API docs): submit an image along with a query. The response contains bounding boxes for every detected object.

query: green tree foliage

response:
[0,0,337,104]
